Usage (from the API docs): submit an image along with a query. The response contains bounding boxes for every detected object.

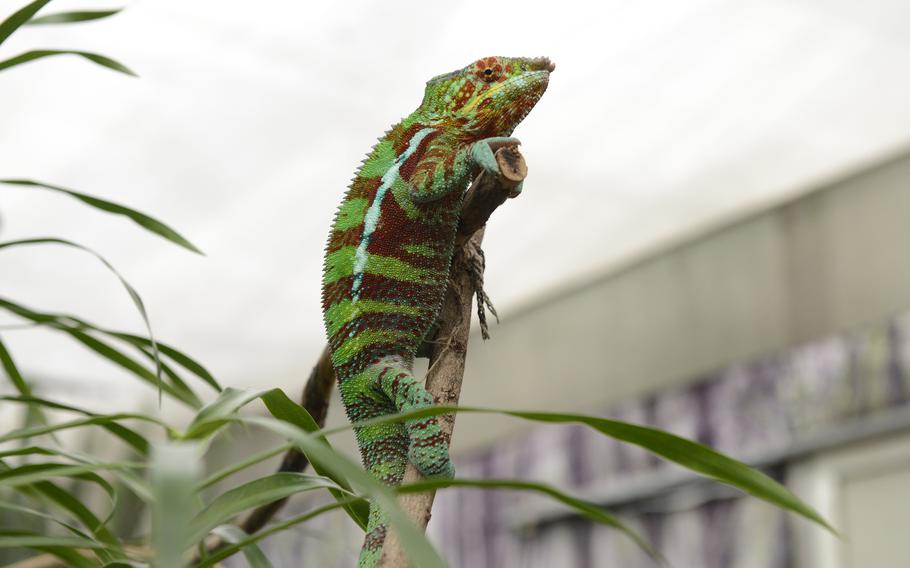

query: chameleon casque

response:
[322,55,553,566]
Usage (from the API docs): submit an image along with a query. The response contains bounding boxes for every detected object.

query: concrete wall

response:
[451,150,910,454]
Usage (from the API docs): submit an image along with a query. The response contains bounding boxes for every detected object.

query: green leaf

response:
[0,500,92,539]
[0,297,221,393]
[24,478,125,562]
[113,332,220,392]
[0,458,130,554]
[216,391,659,562]
[0,534,104,549]
[209,525,272,568]
[184,387,270,439]
[0,49,136,75]
[0,335,31,395]
[0,412,164,451]
[193,500,354,568]
[260,388,369,530]
[198,443,291,490]
[16,547,97,568]
[1,395,151,454]
[0,179,201,253]
[188,472,351,544]
[242,415,446,568]
[66,328,200,407]
[330,405,835,533]
[25,8,122,25]
[0,462,118,497]
[400,478,657,560]
[0,237,165,399]
[0,0,54,45]
[0,335,49,428]
[151,442,202,568]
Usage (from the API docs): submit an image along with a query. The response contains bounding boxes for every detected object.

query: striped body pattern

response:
[322,56,553,567]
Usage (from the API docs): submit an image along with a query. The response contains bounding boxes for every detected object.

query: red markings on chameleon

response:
[451,81,475,112]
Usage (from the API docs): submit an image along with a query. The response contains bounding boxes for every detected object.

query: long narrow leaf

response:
[0,500,93,540]
[0,335,49,428]
[26,479,124,562]
[0,0,54,45]
[0,179,201,253]
[255,391,656,561]
[0,49,136,75]
[184,388,270,439]
[0,335,31,395]
[26,9,121,25]
[198,443,291,490]
[0,300,198,406]
[0,462,118,497]
[189,386,369,529]
[0,297,221,393]
[0,412,165,447]
[0,237,165,397]
[151,443,202,568]
[188,473,352,544]
[0,531,106,550]
[241,415,446,568]
[122,336,219,392]
[326,405,834,532]
[193,500,354,568]
[1,395,151,454]
[400,478,656,559]
[261,388,369,529]
[66,329,200,407]
[209,525,272,568]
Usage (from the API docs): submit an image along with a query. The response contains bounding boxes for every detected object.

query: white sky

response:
[2,0,910,407]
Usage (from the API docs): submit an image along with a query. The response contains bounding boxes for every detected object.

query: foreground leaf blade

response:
[0,335,49,428]
[210,525,272,568]
[151,443,201,568]
[0,0,53,45]
[243,415,446,568]
[0,49,136,75]
[0,297,220,394]
[188,473,350,544]
[194,500,354,568]
[0,237,166,401]
[399,477,657,560]
[26,9,121,25]
[328,405,834,532]
[260,388,369,529]
[0,179,201,253]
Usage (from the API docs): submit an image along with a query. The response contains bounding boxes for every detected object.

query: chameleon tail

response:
[350,398,408,567]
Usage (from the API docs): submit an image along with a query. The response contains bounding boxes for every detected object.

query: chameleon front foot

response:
[471,136,524,196]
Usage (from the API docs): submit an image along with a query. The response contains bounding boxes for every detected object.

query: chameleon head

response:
[422,56,554,138]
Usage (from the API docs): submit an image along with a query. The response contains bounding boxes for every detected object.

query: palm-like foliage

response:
[0,2,832,567]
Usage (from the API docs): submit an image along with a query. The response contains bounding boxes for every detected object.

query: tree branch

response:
[377,145,527,567]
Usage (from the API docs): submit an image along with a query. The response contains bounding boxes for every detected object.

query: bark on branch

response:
[377,145,527,567]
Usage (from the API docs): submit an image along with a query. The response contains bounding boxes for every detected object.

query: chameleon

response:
[322,55,553,567]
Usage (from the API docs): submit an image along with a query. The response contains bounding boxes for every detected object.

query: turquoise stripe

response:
[351,126,435,302]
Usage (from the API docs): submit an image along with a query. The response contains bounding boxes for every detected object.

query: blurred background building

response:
[2,0,910,566]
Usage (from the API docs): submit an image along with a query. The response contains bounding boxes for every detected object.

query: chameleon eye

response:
[475,63,502,83]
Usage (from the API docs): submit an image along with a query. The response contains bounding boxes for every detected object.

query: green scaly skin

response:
[322,56,553,567]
